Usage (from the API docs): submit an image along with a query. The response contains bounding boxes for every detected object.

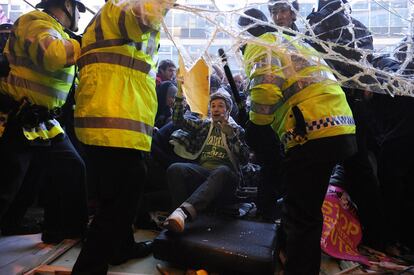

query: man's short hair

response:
[158,59,176,73]
[210,90,233,111]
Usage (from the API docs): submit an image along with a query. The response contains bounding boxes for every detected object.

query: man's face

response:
[270,4,296,28]
[233,74,244,91]
[160,66,176,81]
[166,85,177,108]
[210,99,228,122]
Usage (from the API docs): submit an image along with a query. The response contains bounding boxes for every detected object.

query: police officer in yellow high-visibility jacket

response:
[72,0,174,273]
[239,9,357,275]
[0,0,87,243]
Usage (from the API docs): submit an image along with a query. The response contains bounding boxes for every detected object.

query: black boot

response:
[109,240,153,265]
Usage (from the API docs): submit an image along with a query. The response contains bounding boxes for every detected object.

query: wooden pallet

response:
[0,234,78,275]
[28,265,144,275]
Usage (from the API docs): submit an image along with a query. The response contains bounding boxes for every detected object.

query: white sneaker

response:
[163,208,187,233]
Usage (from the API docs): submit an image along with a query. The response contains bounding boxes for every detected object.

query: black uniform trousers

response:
[72,145,147,275]
[341,96,384,249]
[372,94,414,249]
[0,119,88,238]
[282,135,357,275]
[379,137,414,249]
[245,122,283,220]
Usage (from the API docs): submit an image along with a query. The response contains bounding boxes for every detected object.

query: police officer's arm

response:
[23,19,80,72]
[244,43,284,126]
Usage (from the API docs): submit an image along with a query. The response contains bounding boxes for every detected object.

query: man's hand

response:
[131,0,176,30]
[217,114,236,138]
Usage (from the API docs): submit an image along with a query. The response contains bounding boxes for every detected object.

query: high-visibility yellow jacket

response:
[244,32,355,151]
[74,0,160,151]
[0,10,79,140]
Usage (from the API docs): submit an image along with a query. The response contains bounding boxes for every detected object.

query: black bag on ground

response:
[153,214,278,274]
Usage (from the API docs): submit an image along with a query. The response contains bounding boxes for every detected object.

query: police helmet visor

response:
[75,0,86,13]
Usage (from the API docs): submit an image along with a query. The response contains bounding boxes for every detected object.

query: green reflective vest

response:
[0,10,79,140]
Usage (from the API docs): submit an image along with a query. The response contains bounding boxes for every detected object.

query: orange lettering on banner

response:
[324,214,335,225]
[322,223,331,238]
[322,201,333,215]
[338,236,345,252]
[339,213,348,231]
[345,243,358,256]
[330,226,338,245]
[347,222,360,235]
[321,187,369,265]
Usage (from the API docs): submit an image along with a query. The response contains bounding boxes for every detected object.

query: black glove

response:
[72,33,82,45]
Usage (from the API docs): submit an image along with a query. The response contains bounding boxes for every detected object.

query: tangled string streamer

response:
[162,0,414,97]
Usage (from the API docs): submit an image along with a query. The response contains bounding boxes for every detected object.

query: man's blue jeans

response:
[167,163,239,212]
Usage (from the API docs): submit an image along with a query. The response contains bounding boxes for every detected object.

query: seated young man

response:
[163,82,250,233]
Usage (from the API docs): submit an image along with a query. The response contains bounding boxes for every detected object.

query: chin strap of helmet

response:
[43,0,77,31]
[60,0,77,32]
[44,6,80,41]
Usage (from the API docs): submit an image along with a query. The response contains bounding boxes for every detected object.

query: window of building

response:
[390,8,408,27]
[174,11,189,28]
[298,3,314,19]
[0,4,8,15]
[9,4,25,22]
[352,1,369,10]
[390,0,407,9]
[353,11,369,27]
[370,9,389,27]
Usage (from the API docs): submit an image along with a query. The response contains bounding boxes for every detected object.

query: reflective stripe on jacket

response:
[244,32,355,150]
[74,0,159,151]
[0,10,79,140]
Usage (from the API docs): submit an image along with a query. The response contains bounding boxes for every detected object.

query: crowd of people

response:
[0,0,414,274]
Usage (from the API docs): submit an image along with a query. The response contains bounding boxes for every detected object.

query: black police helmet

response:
[238,8,275,37]
[36,0,86,13]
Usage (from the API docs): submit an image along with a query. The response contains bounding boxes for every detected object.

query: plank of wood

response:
[30,264,71,274]
[334,264,361,275]
[7,237,80,275]
[0,234,63,275]
[30,265,149,275]
[349,273,393,275]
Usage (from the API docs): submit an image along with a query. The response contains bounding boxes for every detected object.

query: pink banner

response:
[321,185,370,265]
